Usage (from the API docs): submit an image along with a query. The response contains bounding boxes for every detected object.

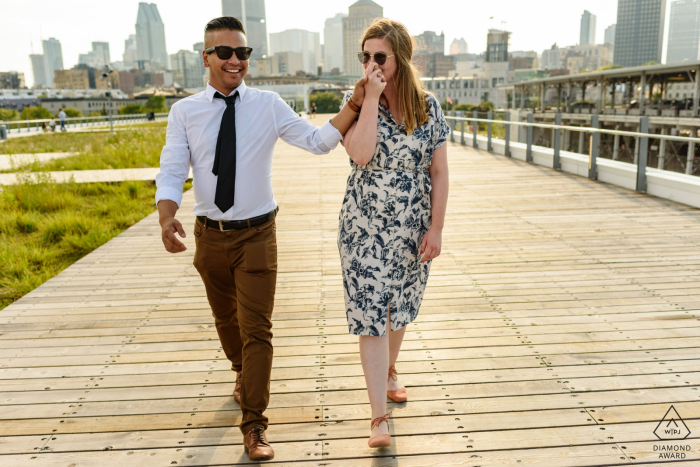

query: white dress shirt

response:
[155,81,343,220]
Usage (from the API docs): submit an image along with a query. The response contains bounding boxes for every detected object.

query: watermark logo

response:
[654,405,691,440]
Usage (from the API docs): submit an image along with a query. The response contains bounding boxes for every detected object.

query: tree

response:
[454,103,474,112]
[144,95,167,113]
[20,106,53,120]
[309,92,342,113]
[63,107,82,118]
[0,109,18,121]
[478,101,495,112]
[596,64,623,71]
[119,104,144,115]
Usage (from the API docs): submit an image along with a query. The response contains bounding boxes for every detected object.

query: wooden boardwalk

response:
[1,140,700,466]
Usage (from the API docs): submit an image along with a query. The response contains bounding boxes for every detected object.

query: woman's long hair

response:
[361,18,429,135]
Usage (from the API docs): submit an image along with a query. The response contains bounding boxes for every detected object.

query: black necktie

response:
[213,91,238,213]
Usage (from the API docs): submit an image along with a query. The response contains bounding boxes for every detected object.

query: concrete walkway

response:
[0,167,192,185]
[0,152,77,171]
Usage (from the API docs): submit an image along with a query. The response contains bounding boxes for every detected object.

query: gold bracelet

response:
[347,98,361,112]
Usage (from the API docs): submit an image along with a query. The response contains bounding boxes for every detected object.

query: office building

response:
[170,49,204,89]
[449,38,468,55]
[269,29,321,76]
[324,13,346,73]
[136,2,169,69]
[123,35,138,69]
[667,0,700,63]
[604,24,616,45]
[580,10,597,45]
[222,0,269,59]
[0,72,25,89]
[613,0,666,67]
[79,42,111,68]
[54,69,90,89]
[343,0,383,76]
[253,51,304,76]
[30,54,47,87]
[42,38,64,88]
[414,31,445,55]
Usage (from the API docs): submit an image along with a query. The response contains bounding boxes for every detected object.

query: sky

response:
[0,0,674,87]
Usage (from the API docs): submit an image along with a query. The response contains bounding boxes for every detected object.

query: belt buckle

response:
[219,220,225,231]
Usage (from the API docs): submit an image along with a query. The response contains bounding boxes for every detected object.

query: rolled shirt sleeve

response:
[155,104,191,207]
[272,95,343,154]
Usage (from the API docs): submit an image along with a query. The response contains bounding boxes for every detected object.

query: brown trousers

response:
[193,216,277,435]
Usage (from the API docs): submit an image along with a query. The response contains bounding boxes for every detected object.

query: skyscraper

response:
[324,13,347,73]
[667,0,700,63]
[136,2,169,69]
[42,37,63,88]
[78,42,111,68]
[123,35,138,69]
[343,0,383,76]
[604,24,616,45]
[580,10,597,45]
[222,0,268,60]
[613,0,666,67]
[30,54,47,87]
[269,29,321,75]
[449,38,468,55]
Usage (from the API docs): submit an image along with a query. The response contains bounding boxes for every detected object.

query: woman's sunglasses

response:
[205,46,253,61]
[357,51,394,66]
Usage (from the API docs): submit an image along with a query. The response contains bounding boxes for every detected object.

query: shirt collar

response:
[206,80,247,103]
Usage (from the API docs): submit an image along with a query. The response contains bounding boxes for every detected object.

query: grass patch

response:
[1,122,167,172]
[0,178,192,310]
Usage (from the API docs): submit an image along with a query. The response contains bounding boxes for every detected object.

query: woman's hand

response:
[419,227,442,263]
[364,64,386,101]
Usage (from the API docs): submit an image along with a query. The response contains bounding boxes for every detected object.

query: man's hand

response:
[351,63,384,107]
[158,199,187,253]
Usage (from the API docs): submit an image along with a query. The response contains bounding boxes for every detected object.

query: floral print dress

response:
[338,90,450,336]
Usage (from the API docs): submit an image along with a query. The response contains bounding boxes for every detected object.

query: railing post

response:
[553,113,562,170]
[449,111,455,143]
[526,112,533,162]
[472,110,478,148]
[487,111,493,152]
[460,116,465,145]
[588,114,599,180]
[504,110,511,157]
[636,116,649,191]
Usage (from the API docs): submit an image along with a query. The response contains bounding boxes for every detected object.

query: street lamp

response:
[101,65,114,134]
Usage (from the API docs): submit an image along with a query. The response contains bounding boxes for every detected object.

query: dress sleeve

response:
[431,95,450,151]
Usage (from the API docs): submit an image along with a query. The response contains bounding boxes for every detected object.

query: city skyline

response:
[0,0,674,87]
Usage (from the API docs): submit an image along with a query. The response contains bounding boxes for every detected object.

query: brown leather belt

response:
[197,207,278,231]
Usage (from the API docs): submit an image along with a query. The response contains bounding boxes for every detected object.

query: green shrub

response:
[63,107,83,118]
[309,92,342,113]
[0,109,18,121]
[119,104,144,115]
[20,105,53,120]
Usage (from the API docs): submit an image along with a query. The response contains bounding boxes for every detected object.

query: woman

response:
[338,18,449,447]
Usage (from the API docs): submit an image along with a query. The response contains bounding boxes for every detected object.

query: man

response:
[155,16,373,461]
[58,108,67,132]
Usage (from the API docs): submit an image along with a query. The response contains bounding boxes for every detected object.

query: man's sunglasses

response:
[205,46,253,61]
[357,51,394,65]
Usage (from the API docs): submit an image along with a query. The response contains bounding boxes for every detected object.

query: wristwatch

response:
[347,98,361,112]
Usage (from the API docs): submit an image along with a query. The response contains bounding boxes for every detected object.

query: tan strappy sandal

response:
[387,365,407,402]
[368,412,392,447]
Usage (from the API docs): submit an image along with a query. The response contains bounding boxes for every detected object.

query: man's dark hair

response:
[205,16,246,35]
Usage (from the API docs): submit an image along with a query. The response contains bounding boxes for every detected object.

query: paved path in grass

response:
[0,167,193,185]
[0,152,77,171]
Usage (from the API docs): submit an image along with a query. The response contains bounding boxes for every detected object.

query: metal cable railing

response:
[444,111,700,192]
[1,112,169,135]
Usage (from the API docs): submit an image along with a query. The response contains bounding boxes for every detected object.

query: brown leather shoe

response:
[233,371,242,404]
[243,426,274,460]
